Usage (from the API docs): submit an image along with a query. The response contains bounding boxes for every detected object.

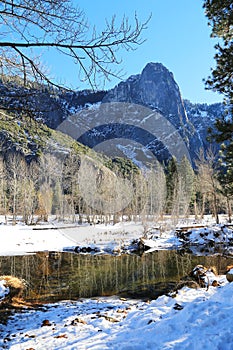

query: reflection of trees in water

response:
[0,252,231,301]
[175,253,193,278]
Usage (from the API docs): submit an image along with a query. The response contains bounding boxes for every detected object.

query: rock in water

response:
[226,265,233,282]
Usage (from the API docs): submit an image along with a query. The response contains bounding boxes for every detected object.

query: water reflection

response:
[0,251,232,302]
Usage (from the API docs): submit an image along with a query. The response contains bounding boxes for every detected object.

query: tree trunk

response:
[201,193,206,219]
[213,193,219,224]
[227,197,232,223]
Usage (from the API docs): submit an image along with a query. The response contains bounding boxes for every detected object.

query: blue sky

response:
[46,0,223,104]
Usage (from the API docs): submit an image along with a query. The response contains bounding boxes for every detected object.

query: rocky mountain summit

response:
[103,62,189,128]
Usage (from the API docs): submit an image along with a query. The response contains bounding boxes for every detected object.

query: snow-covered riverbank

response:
[0,220,179,256]
[1,217,233,257]
[0,217,233,349]
[0,275,232,350]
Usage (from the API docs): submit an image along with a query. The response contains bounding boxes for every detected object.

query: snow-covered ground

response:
[0,217,233,349]
[0,220,179,256]
[0,223,75,256]
[0,221,144,256]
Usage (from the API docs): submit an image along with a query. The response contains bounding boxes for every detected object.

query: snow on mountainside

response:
[0,63,224,163]
[184,99,224,150]
[0,79,107,129]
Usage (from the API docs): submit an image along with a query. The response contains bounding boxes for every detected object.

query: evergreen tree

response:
[165,157,179,215]
[204,0,233,198]
[204,0,233,110]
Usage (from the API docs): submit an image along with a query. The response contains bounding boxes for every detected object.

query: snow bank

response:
[0,280,9,300]
[1,277,232,349]
[175,224,233,255]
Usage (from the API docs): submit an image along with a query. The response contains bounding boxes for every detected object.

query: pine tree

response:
[204,0,233,199]
[204,0,233,110]
[165,157,179,215]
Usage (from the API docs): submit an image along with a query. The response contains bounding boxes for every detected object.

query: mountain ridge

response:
[0,62,224,164]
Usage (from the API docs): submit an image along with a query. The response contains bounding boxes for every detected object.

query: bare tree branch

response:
[0,0,150,90]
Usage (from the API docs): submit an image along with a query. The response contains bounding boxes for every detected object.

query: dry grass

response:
[0,275,25,300]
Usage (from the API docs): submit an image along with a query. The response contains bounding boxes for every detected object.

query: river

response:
[0,251,232,302]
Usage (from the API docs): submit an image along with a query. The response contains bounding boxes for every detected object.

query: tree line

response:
[0,150,231,225]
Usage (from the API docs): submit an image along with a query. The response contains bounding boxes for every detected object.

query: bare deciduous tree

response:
[177,156,195,218]
[6,153,26,223]
[0,0,149,89]
[195,149,221,224]
[0,156,7,222]
[145,162,166,221]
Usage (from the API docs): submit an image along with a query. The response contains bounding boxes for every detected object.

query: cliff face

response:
[103,62,189,128]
